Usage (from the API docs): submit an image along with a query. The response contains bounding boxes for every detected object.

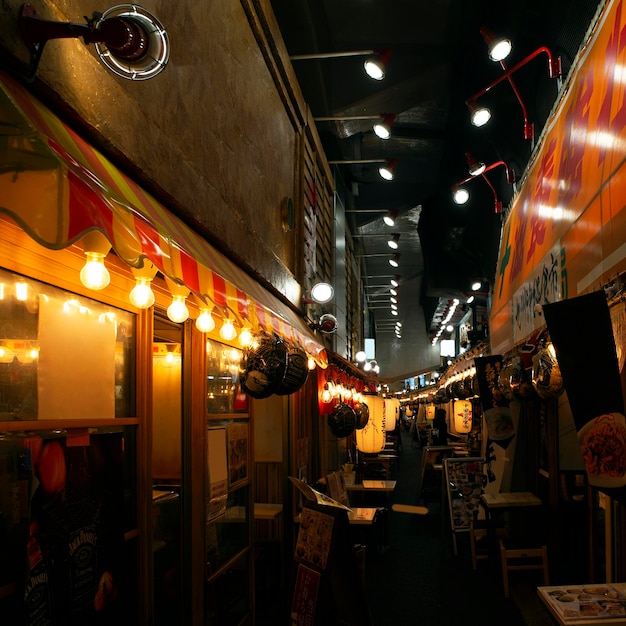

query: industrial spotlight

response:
[451,154,515,214]
[18,3,169,81]
[466,31,561,141]
[290,48,391,81]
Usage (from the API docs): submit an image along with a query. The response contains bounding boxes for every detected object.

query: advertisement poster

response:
[24,431,128,625]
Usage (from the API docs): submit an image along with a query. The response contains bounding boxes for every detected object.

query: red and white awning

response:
[0,71,327,366]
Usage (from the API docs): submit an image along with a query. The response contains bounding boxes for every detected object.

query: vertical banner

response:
[543,291,626,503]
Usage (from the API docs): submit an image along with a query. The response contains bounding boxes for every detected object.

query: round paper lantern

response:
[356,396,386,453]
[384,398,399,432]
[454,399,473,434]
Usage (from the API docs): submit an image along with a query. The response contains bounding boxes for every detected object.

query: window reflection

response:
[0,269,135,419]
[206,339,245,414]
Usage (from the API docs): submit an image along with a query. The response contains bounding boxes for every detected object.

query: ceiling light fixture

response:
[387,233,400,249]
[466,38,562,140]
[327,157,397,181]
[18,3,170,81]
[451,154,515,214]
[290,48,391,81]
[314,113,396,139]
[390,275,401,288]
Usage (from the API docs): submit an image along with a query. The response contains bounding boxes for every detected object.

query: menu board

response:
[443,457,486,533]
[538,584,626,624]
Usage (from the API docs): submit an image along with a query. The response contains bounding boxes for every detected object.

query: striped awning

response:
[0,71,327,366]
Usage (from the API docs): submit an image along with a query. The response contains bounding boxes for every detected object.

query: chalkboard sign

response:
[443,457,486,553]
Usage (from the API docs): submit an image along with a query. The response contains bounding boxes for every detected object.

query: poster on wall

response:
[543,291,626,504]
[228,422,248,487]
[24,431,128,625]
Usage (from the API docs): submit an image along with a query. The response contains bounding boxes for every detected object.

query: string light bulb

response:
[129,277,155,309]
[219,318,237,341]
[195,308,215,333]
[167,294,189,323]
[79,231,111,291]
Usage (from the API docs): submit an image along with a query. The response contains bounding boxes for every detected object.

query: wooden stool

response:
[499,539,549,597]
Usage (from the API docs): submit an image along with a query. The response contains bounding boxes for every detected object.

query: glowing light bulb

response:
[80,252,110,290]
[167,295,189,323]
[307,356,316,371]
[219,319,237,341]
[129,277,155,309]
[195,309,215,333]
[238,327,253,347]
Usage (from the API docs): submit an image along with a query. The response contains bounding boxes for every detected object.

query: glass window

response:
[206,340,247,414]
[0,269,135,420]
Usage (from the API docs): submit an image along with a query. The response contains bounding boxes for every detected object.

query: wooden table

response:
[346,480,397,492]
[538,582,626,625]
[480,491,543,561]
[360,454,399,479]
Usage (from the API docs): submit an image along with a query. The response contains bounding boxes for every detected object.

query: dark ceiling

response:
[270,0,603,368]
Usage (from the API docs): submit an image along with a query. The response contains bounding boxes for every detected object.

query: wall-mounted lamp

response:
[327,157,398,181]
[387,234,400,249]
[383,209,398,226]
[480,26,512,62]
[310,313,338,334]
[303,281,334,305]
[389,254,401,268]
[18,3,169,81]
[290,48,391,81]
[379,158,397,181]
[451,153,515,214]
[314,113,396,139]
[373,114,396,139]
[466,33,562,141]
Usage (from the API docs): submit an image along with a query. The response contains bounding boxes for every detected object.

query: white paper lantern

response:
[356,395,386,453]
[425,403,436,420]
[384,398,399,432]
[454,399,473,434]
